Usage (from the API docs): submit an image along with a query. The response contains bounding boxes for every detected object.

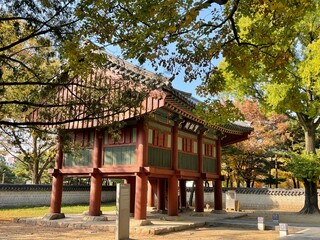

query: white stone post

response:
[279,223,288,237]
[116,183,130,240]
[257,217,265,231]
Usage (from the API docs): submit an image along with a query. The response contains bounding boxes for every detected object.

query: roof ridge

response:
[97,50,170,89]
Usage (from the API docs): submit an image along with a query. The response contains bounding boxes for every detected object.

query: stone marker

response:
[279,223,288,237]
[272,213,279,224]
[257,217,265,231]
[115,183,130,240]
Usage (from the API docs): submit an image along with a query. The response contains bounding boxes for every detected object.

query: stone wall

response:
[187,187,320,211]
[1,185,319,210]
[0,185,116,208]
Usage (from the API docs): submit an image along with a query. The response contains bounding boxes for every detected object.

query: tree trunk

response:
[226,177,230,188]
[236,180,240,188]
[246,180,250,188]
[300,124,320,214]
[32,171,41,184]
[304,127,316,153]
[299,179,320,214]
[292,177,297,188]
[32,135,39,184]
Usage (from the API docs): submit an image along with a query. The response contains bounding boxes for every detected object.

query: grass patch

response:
[0,202,116,221]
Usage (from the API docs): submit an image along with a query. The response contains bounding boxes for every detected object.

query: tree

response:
[223,145,269,188]
[1,1,76,125]
[0,156,21,184]
[222,100,288,188]
[0,126,55,184]
[1,1,162,127]
[1,1,167,182]
[282,120,320,189]
[201,1,320,213]
[289,151,320,212]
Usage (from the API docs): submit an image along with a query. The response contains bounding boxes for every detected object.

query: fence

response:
[0,184,116,208]
[187,187,319,211]
[0,185,318,211]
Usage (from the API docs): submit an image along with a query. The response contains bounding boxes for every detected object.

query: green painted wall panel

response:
[203,157,217,173]
[178,152,198,171]
[148,146,172,168]
[104,145,136,165]
[64,149,92,167]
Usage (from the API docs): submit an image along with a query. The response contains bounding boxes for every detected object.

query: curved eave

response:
[164,101,253,136]
[221,133,251,146]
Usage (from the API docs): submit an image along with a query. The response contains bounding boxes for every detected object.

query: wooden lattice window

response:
[105,127,135,145]
[178,136,197,153]
[73,131,94,148]
[148,128,170,148]
[203,143,216,158]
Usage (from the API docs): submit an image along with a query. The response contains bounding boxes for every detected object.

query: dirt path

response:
[1,210,318,240]
[0,221,278,240]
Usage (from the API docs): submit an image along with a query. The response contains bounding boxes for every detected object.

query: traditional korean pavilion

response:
[45,53,252,220]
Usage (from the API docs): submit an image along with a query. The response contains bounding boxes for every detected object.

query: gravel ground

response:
[0,210,318,240]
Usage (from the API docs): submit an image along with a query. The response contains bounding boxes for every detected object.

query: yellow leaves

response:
[299,40,320,88]
[168,25,177,33]
[269,2,284,11]
[182,8,199,26]
[237,16,254,39]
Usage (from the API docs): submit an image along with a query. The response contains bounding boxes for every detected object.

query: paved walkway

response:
[14,210,248,235]
[14,210,320,239]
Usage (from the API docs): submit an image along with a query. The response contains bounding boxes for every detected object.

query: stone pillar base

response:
[82,210,102,216]
[43,213,65,220]
[83,215,108,221]
[131,219,153,226]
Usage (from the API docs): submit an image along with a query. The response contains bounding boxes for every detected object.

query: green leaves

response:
[194,99,244,125]
[289,151,320,183]
[200,0,320,137]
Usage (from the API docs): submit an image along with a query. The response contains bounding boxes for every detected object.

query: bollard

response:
[115,184,130,240]
[272,213,280,224]
[279,223,288,237]
[257,217,265,231]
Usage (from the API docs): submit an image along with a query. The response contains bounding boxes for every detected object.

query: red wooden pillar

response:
[167,120,179,216]
[157,178,166,211]
[50,135,64,214]
[172,121,179,170]
[125,177,136,214]
[89,173,103,216]
[136,118,147,167]
[89,130,103,216]
[134,118,148,220]
[195,178,204,212]
[134,173,148,220]
[168,175,178,216]
[195,131,204,212]
[147,180,155,207]
[50,174,63,213]
[214,138,223,210]
[179,180,187,208]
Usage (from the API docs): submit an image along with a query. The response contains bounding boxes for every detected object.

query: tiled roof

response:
[185,187,317,196]
[33,51,253,137]
[0,184,115,192]
[162,85,253,135]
